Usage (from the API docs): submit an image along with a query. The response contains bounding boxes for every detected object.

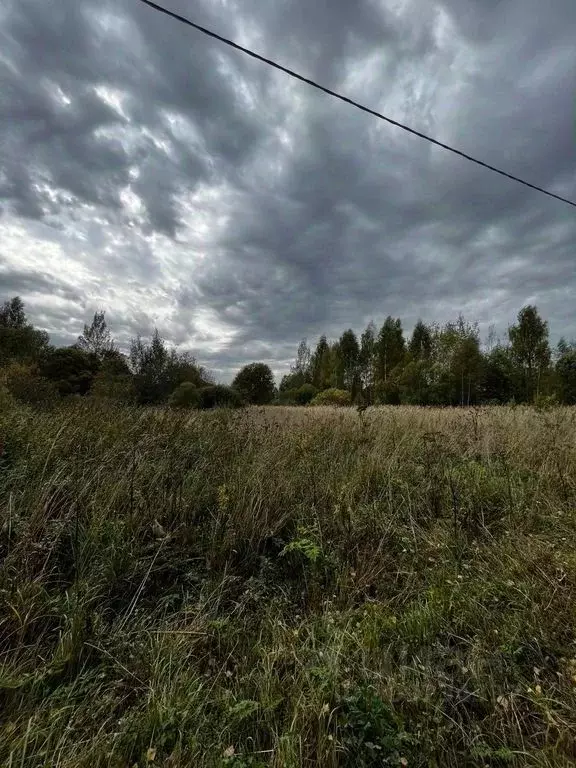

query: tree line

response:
[280,308,576,406]
[1,296,575,408]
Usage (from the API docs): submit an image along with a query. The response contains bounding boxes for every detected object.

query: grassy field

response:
[1,396,576,767]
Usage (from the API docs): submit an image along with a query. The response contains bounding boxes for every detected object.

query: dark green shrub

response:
[4,363,58,408]
[294,383,318,405]
[39,347,100,396]
[275,383,318,406]
[197,385,244,409]
[310,388,351,407]
[337,688,414,767]
[169,382,200,409]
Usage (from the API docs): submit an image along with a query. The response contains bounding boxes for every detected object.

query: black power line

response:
[137,0,576,210]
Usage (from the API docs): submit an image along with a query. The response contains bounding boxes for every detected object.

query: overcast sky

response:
[1,0,575,381]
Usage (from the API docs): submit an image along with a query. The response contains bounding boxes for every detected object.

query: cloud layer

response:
[1,0,575,379]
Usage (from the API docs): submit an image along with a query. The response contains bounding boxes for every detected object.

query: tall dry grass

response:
[1,398,576,766]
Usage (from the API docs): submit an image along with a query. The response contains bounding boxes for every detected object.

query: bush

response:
[197,385,244,410]
[310,388,352,407]
[294,383,318,405]
[0,381,15,411]
[374,380,401,405]
[39,347,100,397]
[534,392,559,411]
[4,363,58,408]
[91,371,135,404]
[274,383,318,406]
[169,382,200,409]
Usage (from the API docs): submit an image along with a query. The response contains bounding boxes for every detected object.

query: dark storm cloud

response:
[1,0,575,380]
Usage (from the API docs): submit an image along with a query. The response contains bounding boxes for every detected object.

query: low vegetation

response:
[1,397,576,766]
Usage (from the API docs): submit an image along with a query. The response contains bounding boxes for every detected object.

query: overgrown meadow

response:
[1,394,576,766]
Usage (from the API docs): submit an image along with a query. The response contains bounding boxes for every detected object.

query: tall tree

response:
[78,311,115,359]
[480,346,514,404]
[338,329,360,393]
[0,296,49,365]
[281,339,312,391]
[233,362,276,405]
[0,297,26,328]
[359,321,376,400]
[129,330,170,404]
[376,317,405,382]
[330,342,346,390]
[431,316,482,405]
[556,343,576,404]
[311,335,331,390]
[293,339,311,381]
[409,320,432,361]
[508,305,550,402]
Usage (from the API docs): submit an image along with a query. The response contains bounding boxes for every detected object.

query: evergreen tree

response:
[409,320,432,361]
[338,329,360,394]
[376,317,405,382]
[311,335,331,390]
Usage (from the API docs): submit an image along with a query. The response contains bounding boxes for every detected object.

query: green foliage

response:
[197,384,244,409]
[90,352,135,404]
[409,319,432,360]
[39,346,100,396]
[280,531,322,564]
[310,387,352,406]
[533,392,559,410]
[4,363,58,408]
[0,401,576,765]
[358,322,377,401]
[293,383,317,405]
[0,297,50,367]
[0,296,27,328]
[338,329,360,392]
[311,335,331,390]
[1,295,574,410]
[509,305,551,402]
[376,317,405,383]
[556,348,576,404]
[169,382,200,409]
[374,378,401,405]
[338,688,413,766]
[130,331,208,405]
[481,347,514,404]
[77,311,115,359]
[0,380,15,411]
[223,753,266,768]
[276,383,318,405]
[232,363,275,405]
